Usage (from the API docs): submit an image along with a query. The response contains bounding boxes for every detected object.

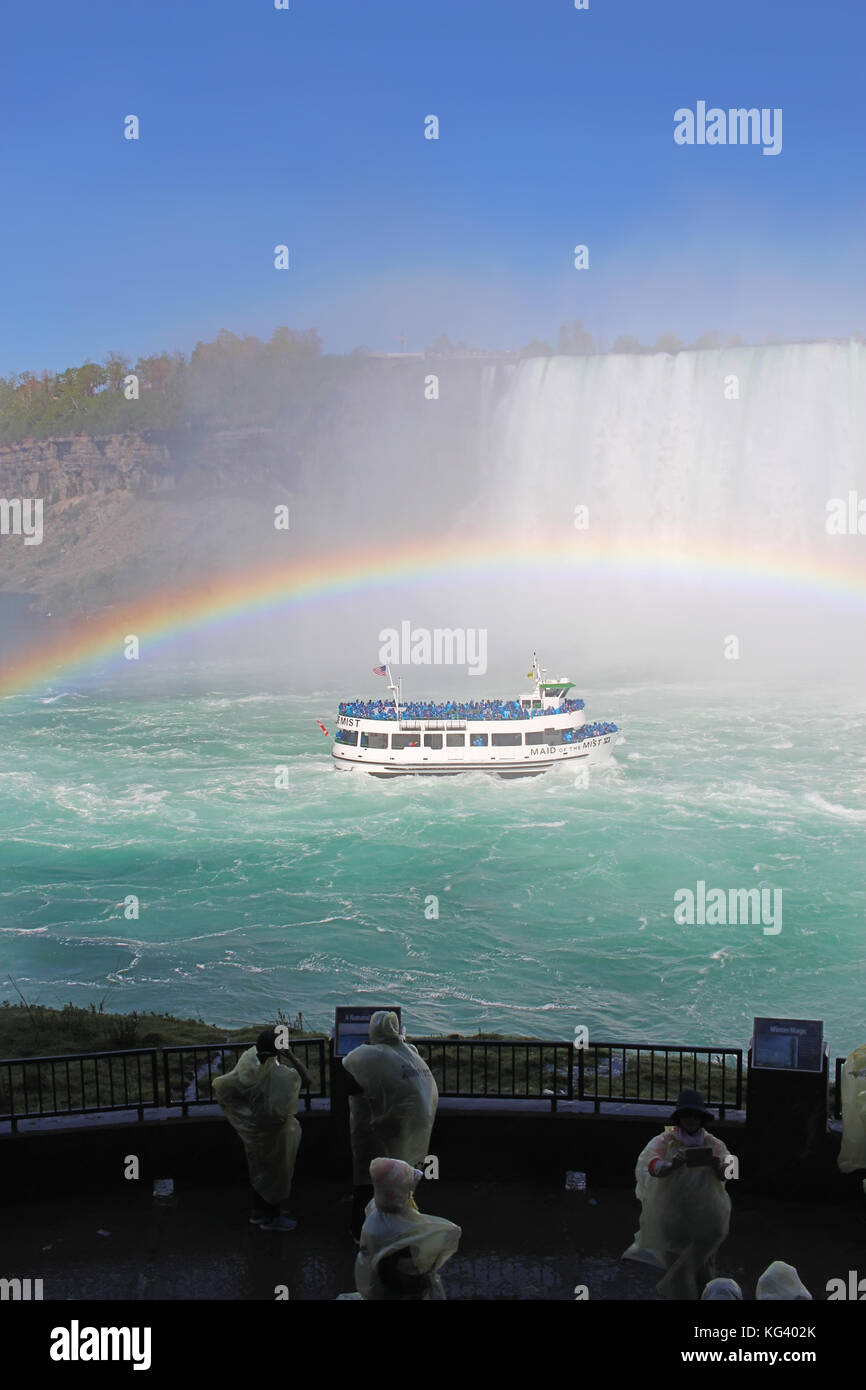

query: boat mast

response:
[386,664,401,721]
[531,651,542,700]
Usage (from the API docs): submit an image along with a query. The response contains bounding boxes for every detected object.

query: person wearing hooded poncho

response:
[701,1277,743,1300]
[354,1158,461,1300]
[342,1011,438,1238]
[213,1026,310,1231]
[755,1261,812,1300]
[622,1089,736,1300]
[837,1043,866,1186]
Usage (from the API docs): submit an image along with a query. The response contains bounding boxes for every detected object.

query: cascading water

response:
[475,343,866,549]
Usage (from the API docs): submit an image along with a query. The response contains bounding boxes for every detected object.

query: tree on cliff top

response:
[518,337,554,357]
[557,319,595,355]
[611,334,644,354]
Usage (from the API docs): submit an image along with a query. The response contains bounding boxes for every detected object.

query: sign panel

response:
[333,1005,402,1057]
[752,1017,824,1072]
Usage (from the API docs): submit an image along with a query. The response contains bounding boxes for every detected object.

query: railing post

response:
[148,1048,159,1119]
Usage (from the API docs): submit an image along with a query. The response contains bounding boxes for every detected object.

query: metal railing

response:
[398,719,466,731]
[1,1036,750,1127]
[576,1042,743,1117]
[0,1039,328,1131]
[413,1039,744,1117]
[413,1038,575,1111]
[0,1048,160,1131]
[161,1039,328,1115]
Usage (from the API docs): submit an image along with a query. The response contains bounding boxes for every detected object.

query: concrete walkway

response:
[3,1176,864,1300]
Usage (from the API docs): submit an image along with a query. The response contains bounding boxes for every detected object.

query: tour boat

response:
[331,655,620,778]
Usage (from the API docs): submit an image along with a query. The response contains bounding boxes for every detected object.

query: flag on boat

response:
[316,719,330,736]
[372,665,387,676]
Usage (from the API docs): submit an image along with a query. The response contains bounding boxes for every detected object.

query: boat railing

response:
[398,718,467,731]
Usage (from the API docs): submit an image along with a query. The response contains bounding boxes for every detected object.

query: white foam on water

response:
[2,679,866,1049]
[805,792,866,822]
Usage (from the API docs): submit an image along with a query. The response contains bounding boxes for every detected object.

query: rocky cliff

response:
[0,425,299,503]
[0,427,303,617]
[0,360,486,620]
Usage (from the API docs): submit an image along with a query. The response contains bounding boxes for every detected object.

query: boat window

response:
[360,731,388,749]
[424,734,443,749]
[470,733,488,747]
[492,732,521,747]
[336,728,359,746]
[392,733,421,749]
[446,733,465,748]
[524,730,546,745]
[544,728,566,745]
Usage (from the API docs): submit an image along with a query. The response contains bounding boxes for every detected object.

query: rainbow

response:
[1,532,864,697]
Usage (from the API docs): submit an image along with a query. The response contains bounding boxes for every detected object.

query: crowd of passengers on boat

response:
[337,697,588,721]
[464,720,618,744]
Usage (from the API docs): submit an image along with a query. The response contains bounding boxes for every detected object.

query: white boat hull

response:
[332,731,618,778]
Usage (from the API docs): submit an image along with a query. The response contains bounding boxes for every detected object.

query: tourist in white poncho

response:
[756,1261,812,1299]
[342,1011,438,1237]
[355,1158,461,1300]
[213,1026,311,1231]
[838,1043,866,1183]
[622,1088,736,1300]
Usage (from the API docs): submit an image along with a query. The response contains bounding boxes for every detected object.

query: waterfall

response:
[475,343,866,550]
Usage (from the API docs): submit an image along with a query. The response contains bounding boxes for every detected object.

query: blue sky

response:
[2,0,864,375]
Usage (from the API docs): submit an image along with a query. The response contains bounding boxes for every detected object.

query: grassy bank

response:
[0,1001,323,1060]
[0,1004,769,1121]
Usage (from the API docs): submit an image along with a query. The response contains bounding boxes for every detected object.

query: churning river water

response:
[1,675,864,1055]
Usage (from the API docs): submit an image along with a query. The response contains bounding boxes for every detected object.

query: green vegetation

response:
[0,326,329,444]
[0,1001,328,1120]
[0,1000,321,1058]
[8,320,848,447]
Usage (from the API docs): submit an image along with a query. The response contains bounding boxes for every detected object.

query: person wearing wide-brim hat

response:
[622,1088,737,1299]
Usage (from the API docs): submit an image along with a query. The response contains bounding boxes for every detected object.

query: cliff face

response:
[0,426,293,503]
[0,428,303,619]
[0,361,486,620]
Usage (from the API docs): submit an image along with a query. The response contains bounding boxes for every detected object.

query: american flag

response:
[372,665,387,676]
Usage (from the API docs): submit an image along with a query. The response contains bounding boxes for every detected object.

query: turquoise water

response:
[1,677,864,1054]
